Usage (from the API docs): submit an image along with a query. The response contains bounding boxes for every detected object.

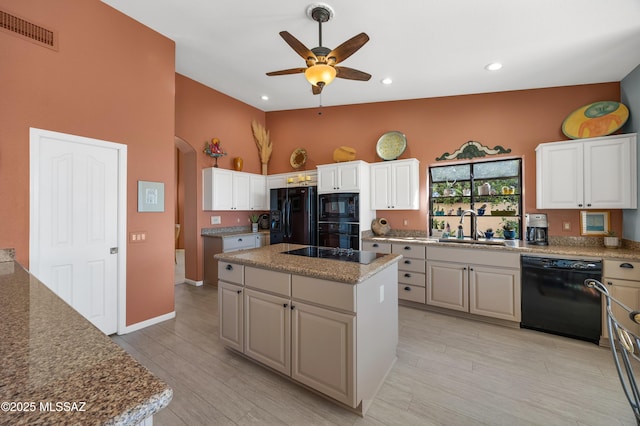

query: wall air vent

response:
[0,9,57,50]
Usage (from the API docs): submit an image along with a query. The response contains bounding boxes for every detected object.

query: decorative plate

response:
[561,101,629,139]
[376,131,407,160]
[290,148,307,169]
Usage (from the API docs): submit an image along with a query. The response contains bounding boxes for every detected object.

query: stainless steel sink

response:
[438,237,508,246]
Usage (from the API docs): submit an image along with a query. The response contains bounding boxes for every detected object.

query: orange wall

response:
[265,83,623,236]
[0,0,176,326]
[175,74,266,282]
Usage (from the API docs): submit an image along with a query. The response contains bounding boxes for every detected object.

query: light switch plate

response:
[211,216,221,225]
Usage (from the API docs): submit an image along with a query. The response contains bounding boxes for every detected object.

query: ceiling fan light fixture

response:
[305,64,336,87]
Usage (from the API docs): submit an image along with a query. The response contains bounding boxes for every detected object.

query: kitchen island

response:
[0,256,172,425]
[215,243,401,415]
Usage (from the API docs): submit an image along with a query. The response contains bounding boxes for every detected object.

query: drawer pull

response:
[283,303,288,308]
[238,238,243,242]
[620,263,635,269]
[404,273,412,278]
[226,264,233,271]
[373,243,379,247]
[404,246,411,250]
[404,286,411,291]
[607,281,613,286]
[404,260,411,264]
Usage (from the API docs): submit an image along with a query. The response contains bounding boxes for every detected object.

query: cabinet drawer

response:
[392,243,426,260]
[362,240,392,254]
[218,262,244,285]
[604,260,640,281]
[398,284,426,303]
[245,266,291,297]
[603,277,640,289]
[223,235,256,252]
[398,270,426,287]
[292,275,355,313]
[399,257,425,273]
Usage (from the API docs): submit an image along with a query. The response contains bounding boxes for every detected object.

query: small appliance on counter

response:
[525,213,548,245]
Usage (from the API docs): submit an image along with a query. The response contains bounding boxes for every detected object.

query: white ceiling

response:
[102,0,640,112]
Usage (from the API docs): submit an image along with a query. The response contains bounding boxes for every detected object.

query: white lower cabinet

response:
[427,246,521,322]
[393,243,426,304]
[601,259,640,342]
[291,301,355,406]
[217,261,397,414]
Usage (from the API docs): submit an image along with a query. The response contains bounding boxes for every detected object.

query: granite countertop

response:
[0,263,172,425]
[201,226,269,238]
[215,243,402,284]
[363,235,640,261]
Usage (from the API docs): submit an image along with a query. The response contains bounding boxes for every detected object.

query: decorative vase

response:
[233,157,243,171]
[251,223,258,233]
[604,236,619,248]
[484,231,494,239]
[503,230,516,240]
[371,218,391,236]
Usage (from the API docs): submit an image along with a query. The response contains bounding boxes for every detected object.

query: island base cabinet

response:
[218,281,244,352]
[469,266,521,322]
[291,301,356,408]
[427,261,468,312]
[244,288,291,375]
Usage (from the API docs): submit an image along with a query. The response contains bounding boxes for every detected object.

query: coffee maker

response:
[525,213,549,245]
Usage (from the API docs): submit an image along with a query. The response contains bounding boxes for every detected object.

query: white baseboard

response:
[184,278,203,286]
[120,311,176,334]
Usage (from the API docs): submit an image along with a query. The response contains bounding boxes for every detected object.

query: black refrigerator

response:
[270,186,317,245]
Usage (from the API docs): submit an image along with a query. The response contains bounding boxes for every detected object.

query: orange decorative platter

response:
[562,101,629,139]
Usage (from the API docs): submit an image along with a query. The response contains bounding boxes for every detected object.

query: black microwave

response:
[318,193,359,222]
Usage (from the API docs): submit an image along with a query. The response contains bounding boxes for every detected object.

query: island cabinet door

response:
[469,265,521,322]
[426,260,468,312]
[218,281,244,352]
[244,288,291,375]
[291,301,356,408]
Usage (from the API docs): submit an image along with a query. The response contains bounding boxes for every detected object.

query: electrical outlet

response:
[563,221,571,231]
[403,219,408,226]
[211,216,221,225]
[379,285,384,303]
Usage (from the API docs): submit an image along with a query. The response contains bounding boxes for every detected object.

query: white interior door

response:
[30,128,126,335]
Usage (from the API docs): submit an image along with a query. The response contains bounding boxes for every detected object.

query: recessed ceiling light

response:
[261,95,269,101]
[485,62,503,71]
[381,77,393,85]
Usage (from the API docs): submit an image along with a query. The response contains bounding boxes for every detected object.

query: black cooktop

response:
[283,247,384,265]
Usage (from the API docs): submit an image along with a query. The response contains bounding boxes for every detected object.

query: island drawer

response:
[218,262,243,284]
[362,241,392,253]
[398,270,426,287]
[245,266,291,297]
[292,275,356,313]
[392,243,426,259]
[399,257,425,273]
[398,284,426,304]
[604,260,640,281]
[223,235,256,252]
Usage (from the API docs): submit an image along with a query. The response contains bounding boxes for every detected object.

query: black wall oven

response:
[318,193,360,249]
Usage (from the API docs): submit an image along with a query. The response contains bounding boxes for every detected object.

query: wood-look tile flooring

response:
[112,284,636,425]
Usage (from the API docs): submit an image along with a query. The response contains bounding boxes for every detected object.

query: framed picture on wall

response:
[579,210,609,235]
[138,180,165,212]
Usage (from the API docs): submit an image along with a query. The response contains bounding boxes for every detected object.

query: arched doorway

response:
[175,136,198,285]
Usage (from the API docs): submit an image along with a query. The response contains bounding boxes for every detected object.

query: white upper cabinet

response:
[536,133,637,209]
[317,161,368,193]
[203,168,267,211]
[370,158,419,210]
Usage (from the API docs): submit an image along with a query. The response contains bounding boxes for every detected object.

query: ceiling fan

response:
[266,3,371,95]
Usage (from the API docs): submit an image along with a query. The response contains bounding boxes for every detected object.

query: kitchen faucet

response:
[459,209,480,240]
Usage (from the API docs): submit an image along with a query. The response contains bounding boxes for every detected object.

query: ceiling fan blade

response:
[312,84,323,95]
[266,68,307,76]
[279,31,316,61]
[328,33,369,64]
[335,66,371,81]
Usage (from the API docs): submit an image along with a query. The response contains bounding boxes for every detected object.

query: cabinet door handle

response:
[236,290,242,294]
[283,303,288,308]
[226,264,233,270]
[578,204,583,207]
[620,263,635,269]
[586,204,592,207]
[404,286,411,291]
[470,267,474,271]
[290,305,296,310]
[463,267,467,271]
[404,273,412,278]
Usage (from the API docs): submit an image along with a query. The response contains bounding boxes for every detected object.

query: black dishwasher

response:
[521,256,602,343]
